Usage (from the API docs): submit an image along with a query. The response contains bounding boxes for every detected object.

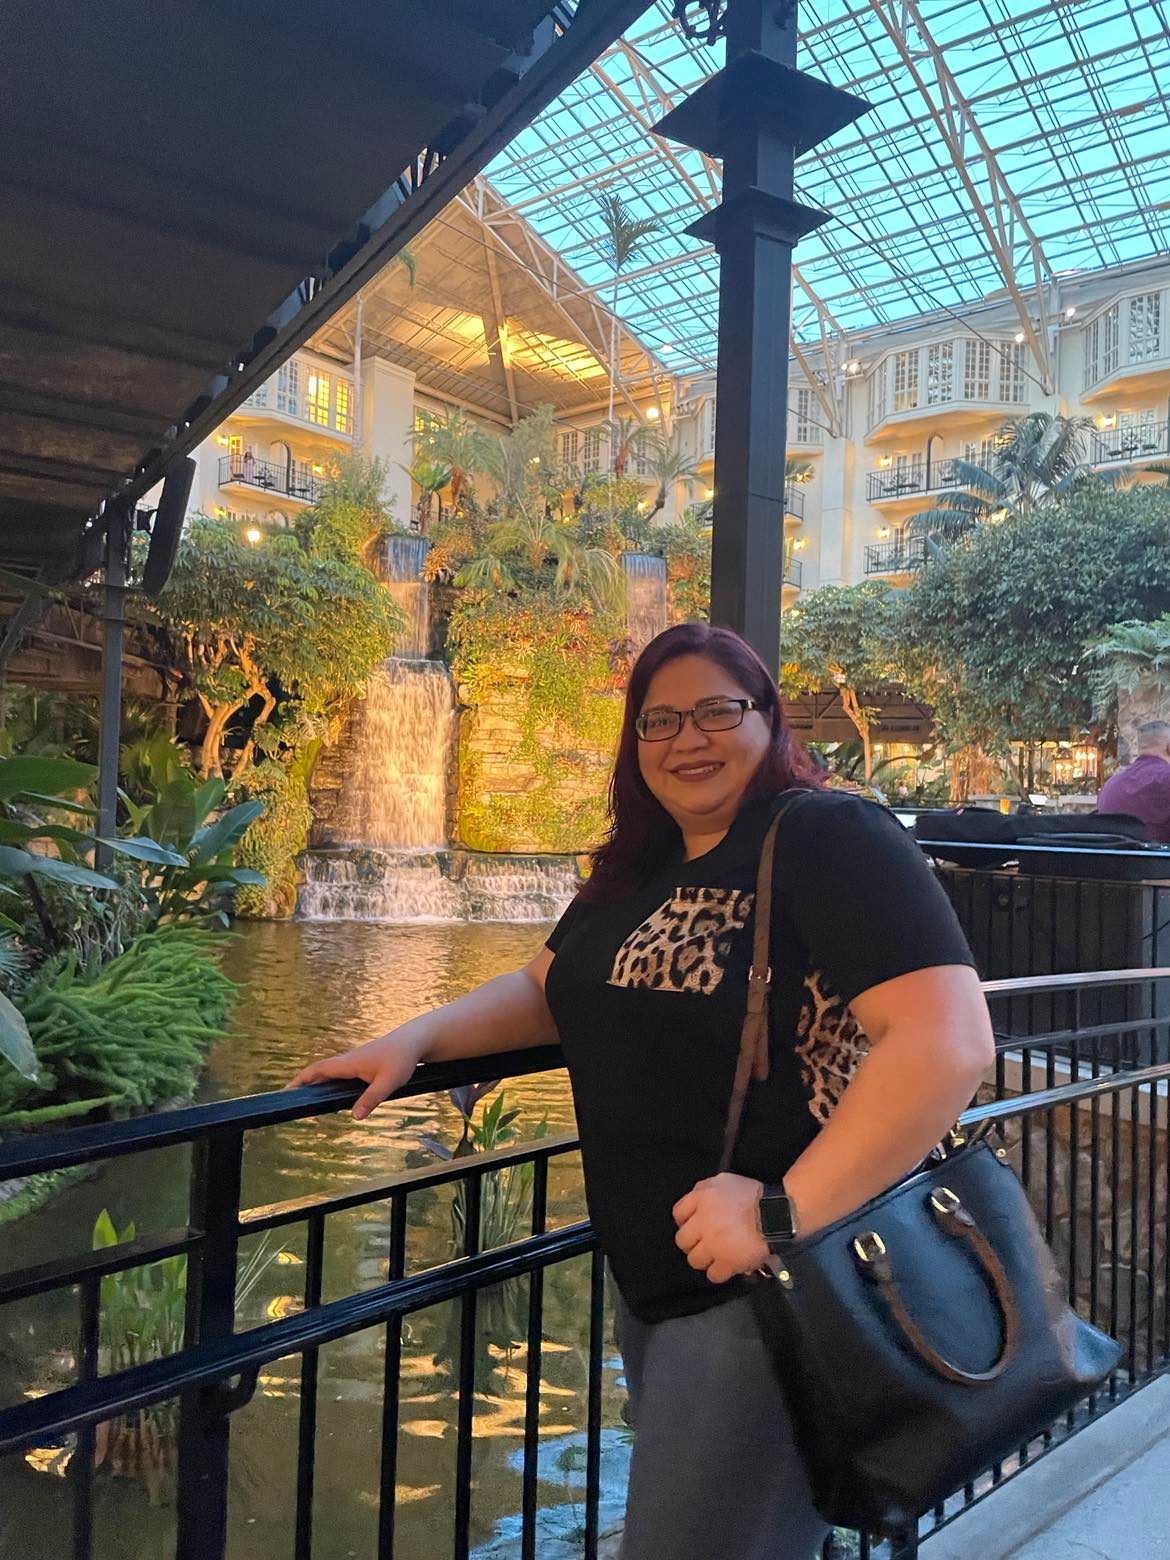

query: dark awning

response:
[0,0,646,583]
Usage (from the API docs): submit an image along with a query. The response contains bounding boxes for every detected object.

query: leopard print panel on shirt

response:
[794,970,871,1125]
[608,887,755,994]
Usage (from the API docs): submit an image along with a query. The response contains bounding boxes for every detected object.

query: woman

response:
[290,622,994,1560]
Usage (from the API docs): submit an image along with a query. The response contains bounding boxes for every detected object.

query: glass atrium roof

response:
[487,0,1170,376]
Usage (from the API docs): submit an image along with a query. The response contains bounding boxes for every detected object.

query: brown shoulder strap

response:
[717,791,802,1173]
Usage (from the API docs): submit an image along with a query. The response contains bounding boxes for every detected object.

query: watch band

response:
[758,1183,798,1248]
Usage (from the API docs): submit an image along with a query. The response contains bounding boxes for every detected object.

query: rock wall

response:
[455,665,621,855]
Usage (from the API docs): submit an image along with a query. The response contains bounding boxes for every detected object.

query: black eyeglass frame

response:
[634,697,761,742]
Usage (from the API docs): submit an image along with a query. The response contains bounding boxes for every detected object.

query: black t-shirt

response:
[544,788,975,1324]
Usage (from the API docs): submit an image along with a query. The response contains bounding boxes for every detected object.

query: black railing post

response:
[654,0,869,671]
[176,1130,245,1560]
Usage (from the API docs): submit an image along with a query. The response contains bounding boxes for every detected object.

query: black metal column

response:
[655,0,869,672]
[95,507,130,868]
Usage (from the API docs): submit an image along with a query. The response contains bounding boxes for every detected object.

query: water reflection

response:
[0,921,627,1560]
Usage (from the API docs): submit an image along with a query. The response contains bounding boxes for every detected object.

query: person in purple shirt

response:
[1097,721,1170,843]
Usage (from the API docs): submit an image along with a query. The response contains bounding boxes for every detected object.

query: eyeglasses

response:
[635,697,760,742]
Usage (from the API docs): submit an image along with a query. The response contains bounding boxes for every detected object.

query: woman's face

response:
[636,653,772,833]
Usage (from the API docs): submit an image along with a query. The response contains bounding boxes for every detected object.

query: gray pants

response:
[616,1291,830,1560]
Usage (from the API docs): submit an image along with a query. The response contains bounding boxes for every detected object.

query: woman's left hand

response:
[672,1173,769,1284]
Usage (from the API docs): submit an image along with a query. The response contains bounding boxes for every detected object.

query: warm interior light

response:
[215,434,230,447]
[637,500,647,511]
[245,527,263,545]
[1064,306,1077,319]
[213,506,227,518]
[704,487,715,499]
[646,406,660,420]
[311,463,324,474]
[877,526,891,538]
[1014,331,1026,344]
[879,455,893,468]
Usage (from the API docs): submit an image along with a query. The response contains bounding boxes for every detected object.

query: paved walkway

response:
[596,1376,1170,1560]
[926,1375,1170,1560]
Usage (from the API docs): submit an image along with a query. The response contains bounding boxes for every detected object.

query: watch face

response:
[760,1193,795,1243]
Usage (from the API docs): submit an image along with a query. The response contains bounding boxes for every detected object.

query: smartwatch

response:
[757,1184,798,1250]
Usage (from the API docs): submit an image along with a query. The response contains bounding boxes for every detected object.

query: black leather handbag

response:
[719,804,1122,1538]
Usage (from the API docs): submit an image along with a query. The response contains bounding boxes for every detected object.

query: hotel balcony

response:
[865,336,1029,443]
[866,458,961,505]
[219,455,322,505]
[1081,287,1170,402]
[784,483,805,521]
[783,553,802,590]
[864,533,927,577]
[1089,419,1170,467]
[233,353,356,442]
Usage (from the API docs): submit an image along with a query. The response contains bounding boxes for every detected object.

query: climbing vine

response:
[447,598,625,853]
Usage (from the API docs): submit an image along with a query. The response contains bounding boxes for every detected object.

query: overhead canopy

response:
[0,0,647,583]
[488,0,1170,376]
[312,175,668,426]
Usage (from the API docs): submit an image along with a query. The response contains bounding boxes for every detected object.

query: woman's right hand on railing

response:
[287,1029,425,1121]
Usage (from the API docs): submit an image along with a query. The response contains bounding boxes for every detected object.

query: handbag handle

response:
[853,1188,1022,1386]
[718,795,801,1174]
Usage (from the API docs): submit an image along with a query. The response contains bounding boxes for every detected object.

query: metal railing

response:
[865,460,961,503]
[784,482,805,520]
[864,534,927,575]
[784,553,803,588]
[218,455,321,503]
[1090,420,1170,466]
[2,973,1169,1559]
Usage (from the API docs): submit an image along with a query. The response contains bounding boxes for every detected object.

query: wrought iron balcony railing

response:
[783,553,802,588]
[1090,420,1170,466]
[864,534,927,575]
[3,967,1169,1559]
[219,456,321,503]
[784,482,805,520]
[866,459,962,503]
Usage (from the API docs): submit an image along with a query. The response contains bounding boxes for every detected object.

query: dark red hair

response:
[581,622,822,901]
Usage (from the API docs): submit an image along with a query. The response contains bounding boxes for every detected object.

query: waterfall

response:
[298,849,580,923]
[300,531,586,922]
[622,551,668,654]
[318,660,454,850]
[379,534,431,659]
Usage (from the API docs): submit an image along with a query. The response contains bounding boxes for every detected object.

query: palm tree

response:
[1083,614,1170,724]
[398,457,451,535]
[597,194,661,434]
[908,412,1094,543]
[786,456,815,486]
[644,436,701,520]
[603,415,645,481]
[416,409,491,509]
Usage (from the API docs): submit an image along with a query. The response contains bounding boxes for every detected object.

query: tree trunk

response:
[839,685,873,782]
[200,702,245,778]
[233,688,277,777]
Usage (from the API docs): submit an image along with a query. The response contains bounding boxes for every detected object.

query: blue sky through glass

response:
[488,0,1170,372]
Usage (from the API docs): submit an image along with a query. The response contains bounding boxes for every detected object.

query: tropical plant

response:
[779,582,907,782]
[597,194,661,432]
[0,923,236,1130]
[398,456,451,536]
[642,434,700,521]
[656,502,713,622]
[91,1208,278,1499]
[119,764,265,927]
[900,482,1170,755]
[908,411,1094,542]
[786,455,815,486]
[414,408,492,509]
[294,451,401,562]
[146,516,402,777]
[420,1084,548,1370]
[1083,615,1170,715]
